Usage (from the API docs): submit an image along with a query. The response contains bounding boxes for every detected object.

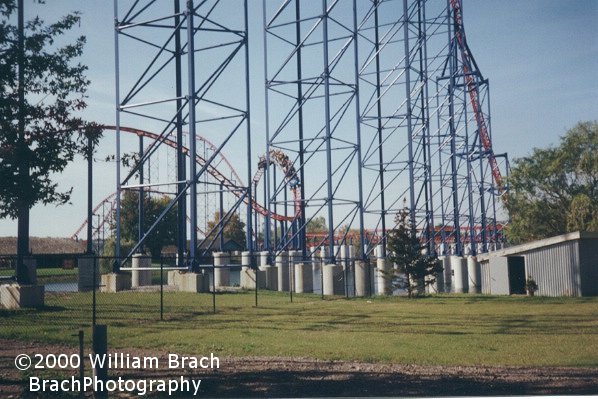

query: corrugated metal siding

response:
[480,260,491,294]
[523,241,580,297]
[489,256,510,295]
[579,238,598,296]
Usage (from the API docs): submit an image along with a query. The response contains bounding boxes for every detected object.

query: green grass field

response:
[1,291,597,367]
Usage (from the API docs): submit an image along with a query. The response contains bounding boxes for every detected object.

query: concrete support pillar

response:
[259,251,269,267]
[0,284,45,309]
[100,273,131,292]
[131,254,151,288]
[450,256,468,293]
[19,258,38,285]
[180,272,209,292]
[434,262,445,293]
[476,243,484,255]
[289,250,302,265]
[78,256,99,292]
[376,245,392,295]
[240,251,252,289]
[275,251,289,291]
[320,246,329,264]
[322,264,343,296]
[467,256,481,294]
[258,265,277,290]
[311,247,322,294]
[241,251,252,268]
[440,256,452,292]
[167,270,182,287]
[463,243,472,256]
[294,263,313,293]
[449,243,457,255]
[213,252,230,288]
[354,260,369,297]
[425,274,436,294]
[339,245,347,269]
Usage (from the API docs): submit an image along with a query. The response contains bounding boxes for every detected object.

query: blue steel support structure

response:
[113,0,252,267]
[263,0,366,265]
[358,0,507,256]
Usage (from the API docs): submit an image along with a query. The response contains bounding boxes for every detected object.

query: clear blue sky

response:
[1,0,596,237]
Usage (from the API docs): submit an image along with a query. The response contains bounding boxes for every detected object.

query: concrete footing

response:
[440,256,452,292]
[467,256,481,293]
[0,284,45,309]
[240,267,266,289]
[259,251,269,267]
[450,256,468,293]
[294,263,313,293]
[179,272,210,292]
[131,254,151,288]
[100,273,131,292]
[167,271,210,292]
[376,255,392,295]
[322,264,343,296]
[310,247,322,294]
[258,265,277,290]
[354,261,370,297]
[276,251,289,292]
[167,270,182,287]
[213,252,230,288]
[78,257,99,292]
[436,264,445,293]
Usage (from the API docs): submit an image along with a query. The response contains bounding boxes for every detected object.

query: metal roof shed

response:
[478,232,598,297]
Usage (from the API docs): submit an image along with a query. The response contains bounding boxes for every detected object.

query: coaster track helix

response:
[70,125,300,241]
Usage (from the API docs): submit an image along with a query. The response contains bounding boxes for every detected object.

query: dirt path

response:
[1,339,597,397]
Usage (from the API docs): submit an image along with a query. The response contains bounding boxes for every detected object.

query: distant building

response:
[478,232,598,297]
[0,237,86,268]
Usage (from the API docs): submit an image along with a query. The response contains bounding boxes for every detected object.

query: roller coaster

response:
[101,0,509,266]
[71,126,302,243]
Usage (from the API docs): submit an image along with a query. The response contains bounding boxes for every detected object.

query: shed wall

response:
[523,241,580,297]
[488,256,510,295]
[480,260,491,294]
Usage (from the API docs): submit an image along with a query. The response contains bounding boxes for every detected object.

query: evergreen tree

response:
[386,203,442,298]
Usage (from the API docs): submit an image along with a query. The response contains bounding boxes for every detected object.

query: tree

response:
[206,211,246,249]
[386,204,442,298]
[306,215,327,233]
[1,1,99,283]
[506,121,598,243]
[117,191,178,259]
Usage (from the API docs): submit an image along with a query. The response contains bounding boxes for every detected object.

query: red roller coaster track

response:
[71,125,301,240]
[450,0,505,195]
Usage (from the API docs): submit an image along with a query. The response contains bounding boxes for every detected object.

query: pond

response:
[44,282,78,293]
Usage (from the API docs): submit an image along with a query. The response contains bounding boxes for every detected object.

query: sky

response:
[0,0,597,238]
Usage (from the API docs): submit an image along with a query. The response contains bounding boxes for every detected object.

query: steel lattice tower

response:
[263,0,508,259]
[113,0,253,268]
[263,0,366,262]
[113,0,507,268]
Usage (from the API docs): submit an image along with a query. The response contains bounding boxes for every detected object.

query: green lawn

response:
[1,291,597,367]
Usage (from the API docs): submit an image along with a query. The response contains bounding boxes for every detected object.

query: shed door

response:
[507,256,526,295]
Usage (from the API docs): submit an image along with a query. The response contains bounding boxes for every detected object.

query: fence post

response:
[160,258,164,321]
[92,324,108,398]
